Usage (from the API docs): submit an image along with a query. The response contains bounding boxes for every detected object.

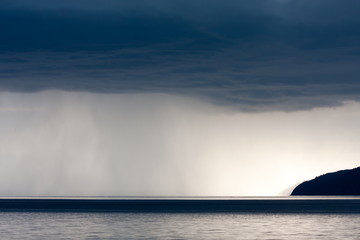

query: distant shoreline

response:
[292,166,360,196]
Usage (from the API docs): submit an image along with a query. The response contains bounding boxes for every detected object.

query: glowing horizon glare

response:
[0,90,359,196]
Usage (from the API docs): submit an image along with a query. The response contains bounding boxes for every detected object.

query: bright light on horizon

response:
[0,91,359,196]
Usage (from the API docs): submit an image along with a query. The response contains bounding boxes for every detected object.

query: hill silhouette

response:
[291,166,360,195]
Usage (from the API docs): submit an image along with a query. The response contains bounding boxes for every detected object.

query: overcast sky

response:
[1,1,360,196]
[1,0,360,111]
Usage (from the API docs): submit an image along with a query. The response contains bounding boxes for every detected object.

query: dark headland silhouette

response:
[291,166,360,195]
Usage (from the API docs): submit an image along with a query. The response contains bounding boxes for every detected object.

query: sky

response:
[0,0,360,196]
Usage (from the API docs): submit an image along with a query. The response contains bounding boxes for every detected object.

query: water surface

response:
[0,212,360,239]
[0,197,359,239]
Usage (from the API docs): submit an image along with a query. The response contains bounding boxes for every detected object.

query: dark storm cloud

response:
[1,0,360,111]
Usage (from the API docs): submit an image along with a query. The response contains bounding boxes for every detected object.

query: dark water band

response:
[0,199,360,213]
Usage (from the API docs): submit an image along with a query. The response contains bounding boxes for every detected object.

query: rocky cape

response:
[291,166,360,196]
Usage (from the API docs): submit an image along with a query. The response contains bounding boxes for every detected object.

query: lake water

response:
[0,197,359,239]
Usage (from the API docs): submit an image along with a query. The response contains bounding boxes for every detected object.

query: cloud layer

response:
[1,0,360,111]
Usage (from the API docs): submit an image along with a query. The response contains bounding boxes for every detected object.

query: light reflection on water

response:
[1,196,360,200]
[0,212,359,239]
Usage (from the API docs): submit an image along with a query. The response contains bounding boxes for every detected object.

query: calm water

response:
[1,212,360,239]
[0,197,359,239]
